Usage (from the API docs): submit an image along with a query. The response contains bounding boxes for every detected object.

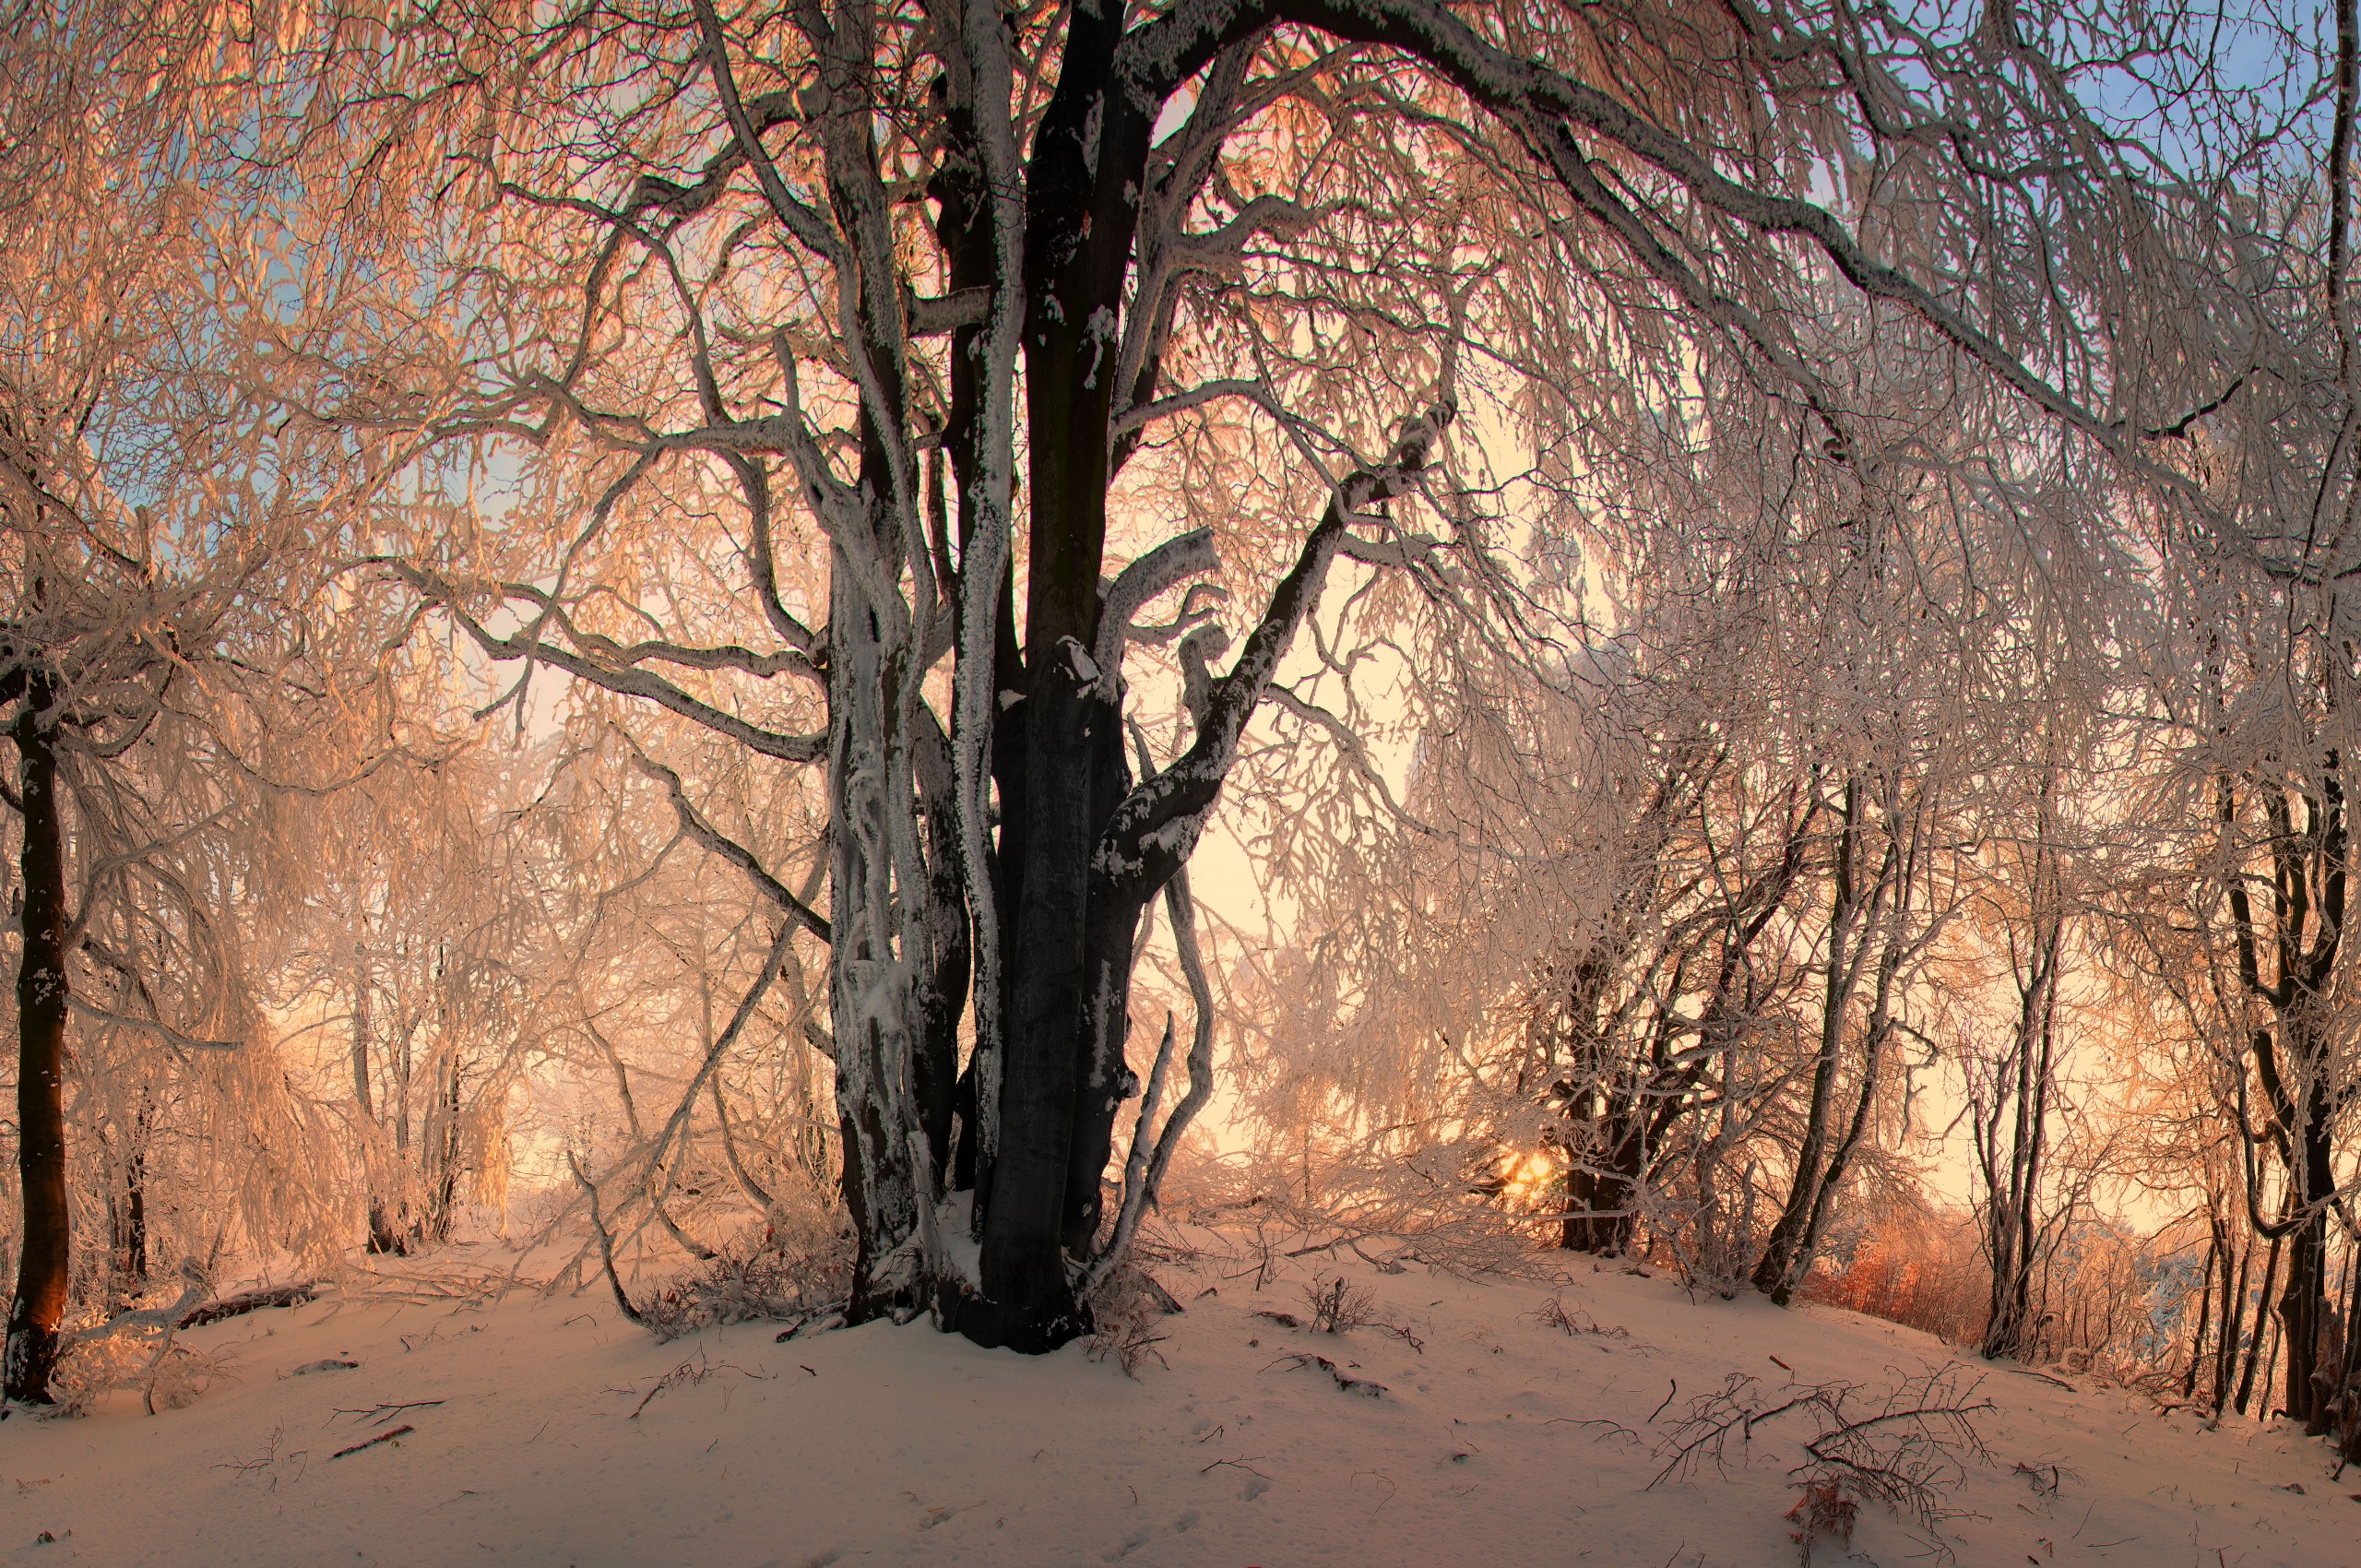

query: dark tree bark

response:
[2213,1230,2248,1416]
[2183,1238,2217,1401]
[2223,767,2349,1433]
[1754,776,1902,1302]
[5,671,70,1404]
[1561,1108,1646,1256]
[2236,1234,2282,1415]
[105,1096,154,1309]
[1977,795,2063,1363]
[1548,766,1816,1258]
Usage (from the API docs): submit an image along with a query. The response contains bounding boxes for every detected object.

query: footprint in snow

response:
[1103,1509,1205,1560]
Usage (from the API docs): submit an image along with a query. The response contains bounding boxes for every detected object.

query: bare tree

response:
[274,0,2292,1354]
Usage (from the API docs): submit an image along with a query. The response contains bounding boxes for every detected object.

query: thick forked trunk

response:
[6,681,69,1404]
[954,401,1436,1348]
[958,4,1134,1343]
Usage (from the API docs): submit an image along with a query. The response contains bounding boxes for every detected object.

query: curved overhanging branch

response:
[1105,0,2240,518]
[65,997,237,1054]
[381,563,826,765]
[1261,680,1437,835]
[1109,378,1288,439]
[469,575,819,688]
[1269,0,2124,439]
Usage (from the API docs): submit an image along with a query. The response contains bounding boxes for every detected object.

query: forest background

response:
[4,0,2361,1478]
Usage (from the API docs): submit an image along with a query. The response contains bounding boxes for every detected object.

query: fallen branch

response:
[1651,1362,1994,1541]
[331,1424,413,1459]
[333,1399,445,1426]
[178,1282,320,1329]
[630,1347,769,1418]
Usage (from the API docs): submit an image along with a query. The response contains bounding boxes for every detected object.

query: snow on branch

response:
[1650,1362,1996,1543]
[1090,401,1453,905]
[1093,528,1222,699]
[382,564,826,765]
[1109,378,1288,438]
[67,996,239,1053]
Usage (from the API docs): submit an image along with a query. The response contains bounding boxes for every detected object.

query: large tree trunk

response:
[947,0,1157,1353]
[5,680,70,1404]
[958,665,1109,1349]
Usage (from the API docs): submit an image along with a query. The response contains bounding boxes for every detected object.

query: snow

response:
[1,1241,2351,1567]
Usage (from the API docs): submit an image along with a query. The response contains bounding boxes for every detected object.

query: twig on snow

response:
[331,1424,414,1459]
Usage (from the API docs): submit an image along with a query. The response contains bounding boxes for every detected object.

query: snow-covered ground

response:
[1,1242,2349,1567]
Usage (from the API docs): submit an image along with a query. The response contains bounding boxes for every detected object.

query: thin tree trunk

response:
[2260,1302,2284,1419]
[2184,1239,2217,1400]
[393,1011,412,1241]
[2236,1235,2283,1415]
[1776,804,1915,1306]
[107,1099,150,1309]
[2215,1230,2248,1414]
[353,945,401,1254]
[1754,778,1870,1299]
[2336,1242,2361,1467]
[1984,879,2061,1361]
[5,678,71,1404]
